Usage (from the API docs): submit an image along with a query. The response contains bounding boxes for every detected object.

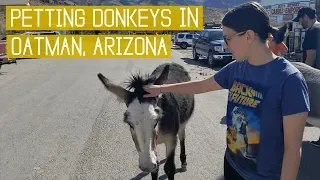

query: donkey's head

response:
[97,65,169,173]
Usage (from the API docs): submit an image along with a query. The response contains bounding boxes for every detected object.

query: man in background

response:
[293,7,320,69]
[292,7,320,147]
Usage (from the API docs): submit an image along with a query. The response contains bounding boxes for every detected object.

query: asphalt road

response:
[0,49,319,180]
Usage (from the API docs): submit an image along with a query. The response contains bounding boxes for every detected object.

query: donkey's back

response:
[151,63,192,83]
[292,62,320,118]
[151,63,195,133]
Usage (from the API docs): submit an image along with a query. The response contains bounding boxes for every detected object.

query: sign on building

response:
[264,1,310,26]
[264,1,310,16]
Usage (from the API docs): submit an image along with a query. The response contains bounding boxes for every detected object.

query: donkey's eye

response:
[154,107,161,114]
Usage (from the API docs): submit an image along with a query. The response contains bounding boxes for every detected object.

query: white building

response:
[261,0,316,52]
[261,0,314,27]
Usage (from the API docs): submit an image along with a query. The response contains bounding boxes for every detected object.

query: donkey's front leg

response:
[151,168,159,180]
[178,128,187,172]
[164,136,177,180]
[151,160,160,180]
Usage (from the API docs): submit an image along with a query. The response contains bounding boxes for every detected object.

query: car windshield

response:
[208,31,224,41]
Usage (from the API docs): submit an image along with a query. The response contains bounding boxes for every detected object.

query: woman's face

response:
[222,26,249,61]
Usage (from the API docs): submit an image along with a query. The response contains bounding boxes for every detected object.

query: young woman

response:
[143,2,310,180]
[268,23,289,56]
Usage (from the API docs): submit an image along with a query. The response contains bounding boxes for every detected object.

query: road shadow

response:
[305,122,314,127]
[131,172,149,180]
[181,57,223,71]
[215,175,225,180]
[131,158,188,180]
[158,168,186,180]
[220,116,226,125]
[297,141,320,180]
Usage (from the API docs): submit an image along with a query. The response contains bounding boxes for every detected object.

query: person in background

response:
[292,7,320,69]
[293,6,320,147]
[144,2,309,179]
[268,23,289,56]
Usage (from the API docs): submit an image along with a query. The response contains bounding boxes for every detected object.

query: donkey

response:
[291,62,320,126]
[97,63,195,180]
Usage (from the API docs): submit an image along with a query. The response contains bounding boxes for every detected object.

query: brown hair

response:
[222,1,274,42]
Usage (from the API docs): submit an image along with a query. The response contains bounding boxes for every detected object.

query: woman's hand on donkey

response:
[143,85,162,97]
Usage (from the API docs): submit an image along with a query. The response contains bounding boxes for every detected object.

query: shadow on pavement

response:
[305,122,314,127]
[220,116,226,125]
[181,57,223,71]
[131,159,173,180]
[158,168,187,180]
[215,175,225,180]
[297,141,320,180]
[131,157,191,180]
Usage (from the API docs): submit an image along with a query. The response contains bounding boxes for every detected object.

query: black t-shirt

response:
[302,22,320,69]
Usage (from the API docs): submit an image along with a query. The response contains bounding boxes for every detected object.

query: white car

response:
[173,32,198,49]
[22,31,60,35]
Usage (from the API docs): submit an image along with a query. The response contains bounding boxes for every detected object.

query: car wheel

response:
[207,51,216,67]
[180,42,188,49]
[192,48,199,60]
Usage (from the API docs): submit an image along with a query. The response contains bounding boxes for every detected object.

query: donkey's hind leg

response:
[164,136,177,180]
[178,126,187,172]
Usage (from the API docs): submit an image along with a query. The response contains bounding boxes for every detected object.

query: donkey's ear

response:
[154,65,169,85]
[97,73,131,104]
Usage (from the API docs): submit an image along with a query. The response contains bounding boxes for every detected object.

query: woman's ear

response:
[246,30,256,44]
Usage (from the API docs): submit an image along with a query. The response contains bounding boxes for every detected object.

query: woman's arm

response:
[160,76,224,94]
[143,61,236,97]
[281,112,308,180]
[143,76,224,97]
[280,72,310,180]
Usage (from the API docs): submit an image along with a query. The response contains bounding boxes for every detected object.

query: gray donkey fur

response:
[292,62,320,118]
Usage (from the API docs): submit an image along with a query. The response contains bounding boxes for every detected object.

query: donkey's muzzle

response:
[139,163,158,172]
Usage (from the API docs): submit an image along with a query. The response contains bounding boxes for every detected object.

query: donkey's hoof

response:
[181,164,187,172]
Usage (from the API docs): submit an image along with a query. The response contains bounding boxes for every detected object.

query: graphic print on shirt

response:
[226,80,265,163]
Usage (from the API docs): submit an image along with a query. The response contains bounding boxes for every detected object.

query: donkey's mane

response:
[124,71,158,102]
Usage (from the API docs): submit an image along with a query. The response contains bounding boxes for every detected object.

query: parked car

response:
[173,32,198,49]
[192,29,235,67]
[22,31,60,35]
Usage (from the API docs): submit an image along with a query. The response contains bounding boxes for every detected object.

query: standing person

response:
[292,6,320,147]
[143,2,310,180]
[292,6,320,69]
